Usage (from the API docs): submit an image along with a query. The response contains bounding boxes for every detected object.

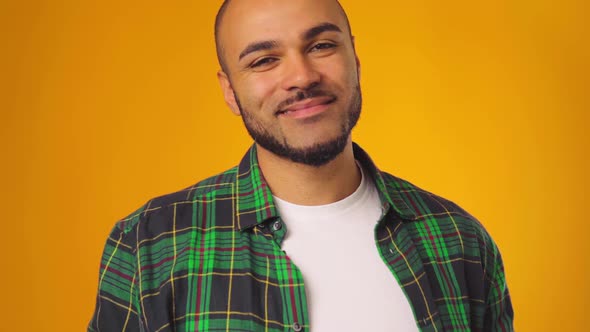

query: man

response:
[89,0,513,331]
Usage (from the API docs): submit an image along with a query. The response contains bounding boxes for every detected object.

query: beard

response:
[235,84,362,167]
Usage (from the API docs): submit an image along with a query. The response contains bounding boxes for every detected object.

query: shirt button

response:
[272,220,282,231]
[292,322,302,331]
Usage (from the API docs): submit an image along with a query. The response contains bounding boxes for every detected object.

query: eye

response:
[310,42,336,52]
[250,57,277,68]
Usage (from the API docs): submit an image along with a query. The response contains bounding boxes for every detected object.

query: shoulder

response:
[380,171,495,247]
[381,171,474,219]
[381,170,506,276]
[112,165,239,236]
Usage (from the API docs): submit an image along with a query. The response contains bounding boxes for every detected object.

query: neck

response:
[256,140,361,206]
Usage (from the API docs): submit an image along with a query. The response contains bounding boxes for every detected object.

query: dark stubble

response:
[235,84,362,167]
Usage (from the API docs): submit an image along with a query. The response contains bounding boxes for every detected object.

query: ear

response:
[217,70,241,116]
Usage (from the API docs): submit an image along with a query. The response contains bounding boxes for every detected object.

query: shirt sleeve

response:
[88,224,141,331]
[483,239,514,331]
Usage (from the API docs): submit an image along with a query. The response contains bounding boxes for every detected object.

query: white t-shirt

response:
[273,164,419,332]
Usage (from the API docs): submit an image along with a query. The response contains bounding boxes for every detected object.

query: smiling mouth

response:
[276,96,337,116]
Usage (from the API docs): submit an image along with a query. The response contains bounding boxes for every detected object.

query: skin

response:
[217,0,363,205]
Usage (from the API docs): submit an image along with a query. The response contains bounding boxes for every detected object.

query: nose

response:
[280,54,321,91]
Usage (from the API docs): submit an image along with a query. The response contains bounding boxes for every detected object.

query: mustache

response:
[276,88,337,112]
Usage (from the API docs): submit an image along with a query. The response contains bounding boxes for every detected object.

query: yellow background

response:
[2,0,588,330]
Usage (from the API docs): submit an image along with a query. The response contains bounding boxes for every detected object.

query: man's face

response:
[217,0,361,166]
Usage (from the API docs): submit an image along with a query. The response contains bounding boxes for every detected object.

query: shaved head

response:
[214,0,353,74]
[213,0,233,72]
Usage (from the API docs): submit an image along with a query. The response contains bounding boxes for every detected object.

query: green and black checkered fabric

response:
[89,143,513,331]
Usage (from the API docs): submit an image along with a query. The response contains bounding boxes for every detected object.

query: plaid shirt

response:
[89,143,513,332]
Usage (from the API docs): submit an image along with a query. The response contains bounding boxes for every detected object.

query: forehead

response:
[219,0,350,58]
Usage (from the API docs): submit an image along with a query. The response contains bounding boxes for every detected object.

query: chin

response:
[288,135,340,150]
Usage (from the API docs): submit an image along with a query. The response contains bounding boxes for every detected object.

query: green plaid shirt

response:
[89,143,513,331]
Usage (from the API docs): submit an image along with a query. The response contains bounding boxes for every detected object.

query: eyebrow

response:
[237,22,343,61]
[238,40,279,61]
[302,22,342,41]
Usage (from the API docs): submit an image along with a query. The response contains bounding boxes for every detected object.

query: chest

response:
[135,218,482,331]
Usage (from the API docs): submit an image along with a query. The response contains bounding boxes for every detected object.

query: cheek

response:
[320,56,359,89]
[239,75,278,109]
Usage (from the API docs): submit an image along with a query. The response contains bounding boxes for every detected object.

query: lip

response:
[276,96,336,119]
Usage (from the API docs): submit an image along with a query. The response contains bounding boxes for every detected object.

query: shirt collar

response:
[234,143,417,231]
[350,142,418,221]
